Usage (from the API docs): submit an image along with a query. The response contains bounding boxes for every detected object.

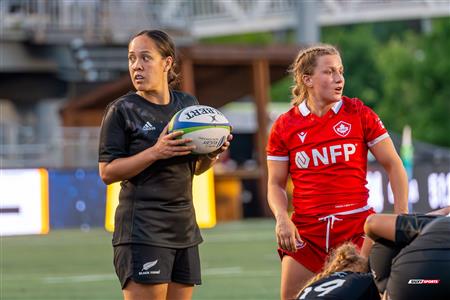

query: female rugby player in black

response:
[98,30,231,300]
[296,206,450,300]
[296,242,381,300]
[365,207,450,300]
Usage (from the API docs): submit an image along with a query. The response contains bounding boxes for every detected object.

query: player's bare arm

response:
[369,138,408,213]
[268,160,301,253]
[426,205,450,215]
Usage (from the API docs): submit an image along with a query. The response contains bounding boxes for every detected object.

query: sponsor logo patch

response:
[295,143,357,169]
[408,279,440,285]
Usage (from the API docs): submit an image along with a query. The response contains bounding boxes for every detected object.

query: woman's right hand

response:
[275,215,302,253]
[151,125,196,160]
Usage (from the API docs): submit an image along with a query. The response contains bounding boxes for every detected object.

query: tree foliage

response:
[322,25,382,108]
[323,18,450,147]
[375,18,450,147]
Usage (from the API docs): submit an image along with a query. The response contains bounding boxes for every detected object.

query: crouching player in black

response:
[365,206,450,300]
[296,242,381,300]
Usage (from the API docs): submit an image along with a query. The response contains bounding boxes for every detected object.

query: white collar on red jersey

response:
[298,99,343,116]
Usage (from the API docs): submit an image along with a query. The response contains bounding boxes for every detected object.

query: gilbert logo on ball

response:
[168,105,231,154]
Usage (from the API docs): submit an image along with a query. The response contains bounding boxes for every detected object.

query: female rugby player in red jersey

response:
[266,44,408,300]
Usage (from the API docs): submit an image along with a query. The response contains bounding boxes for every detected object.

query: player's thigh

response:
[281,255,315,300]
[368,241,403,294]
[123,280,168,300]
[167,282,194,300]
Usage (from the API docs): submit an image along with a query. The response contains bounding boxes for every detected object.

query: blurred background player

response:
[296,242,380,300]
[266,44,408,299]
[98,30,231,300]
[365,207,450,300]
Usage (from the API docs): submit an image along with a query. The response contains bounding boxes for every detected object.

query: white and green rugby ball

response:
[168,105,231,154]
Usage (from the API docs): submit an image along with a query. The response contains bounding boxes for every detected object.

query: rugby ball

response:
[168,105,231,154]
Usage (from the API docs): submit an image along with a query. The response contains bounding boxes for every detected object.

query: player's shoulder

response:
[274,105,298,124]
[106,92,137,111]
[171,89,198,106]
[341,96,368,114]
[268,106,295,134]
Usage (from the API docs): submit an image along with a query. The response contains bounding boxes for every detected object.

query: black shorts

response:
[113,244,201,289]
[369,241,402,293]
[395,214,437,246]
[387,249,450,300]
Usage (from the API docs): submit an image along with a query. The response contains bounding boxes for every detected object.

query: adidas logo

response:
[142,121,156,131]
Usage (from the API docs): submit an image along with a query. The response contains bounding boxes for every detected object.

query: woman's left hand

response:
[207,134,233,158]
[195,134,233,174]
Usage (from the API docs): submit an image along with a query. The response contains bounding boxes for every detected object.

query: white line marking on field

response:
[203,266,242,275]
[43,267,277,284]
[43,274,115,284]
[42,267,243,284]
[204,232,274,243]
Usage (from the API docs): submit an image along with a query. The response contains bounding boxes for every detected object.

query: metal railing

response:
[2,0,449,44]
[0,0,108,41]
[1,126,100,168]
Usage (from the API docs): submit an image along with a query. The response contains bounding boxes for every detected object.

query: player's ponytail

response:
[289,45,340,106]
[297,242,368,296]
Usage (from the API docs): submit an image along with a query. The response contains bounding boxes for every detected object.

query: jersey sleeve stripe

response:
[267,155,289,161]
[367,132,389,147]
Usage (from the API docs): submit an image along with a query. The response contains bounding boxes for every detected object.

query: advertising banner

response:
[105,169,216,232]
[0,169,49,236]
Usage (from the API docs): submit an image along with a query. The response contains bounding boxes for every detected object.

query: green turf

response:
[1,219,280,300]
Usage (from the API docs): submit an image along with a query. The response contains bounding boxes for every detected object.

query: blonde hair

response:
[299,242,368,295]
[289,44,340,106]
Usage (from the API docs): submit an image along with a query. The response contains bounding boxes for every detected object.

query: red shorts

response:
[278,208,375,273]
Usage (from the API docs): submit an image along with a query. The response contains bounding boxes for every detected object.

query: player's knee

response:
[364,214,378,239]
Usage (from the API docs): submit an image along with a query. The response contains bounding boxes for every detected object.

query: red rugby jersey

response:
[267,96,388,214]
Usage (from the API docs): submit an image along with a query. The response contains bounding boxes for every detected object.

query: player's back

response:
[296,271,380,300]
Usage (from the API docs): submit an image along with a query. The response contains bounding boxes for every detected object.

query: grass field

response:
[1,219,280,300]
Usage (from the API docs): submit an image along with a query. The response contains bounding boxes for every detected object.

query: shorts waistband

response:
[318,205,372,253]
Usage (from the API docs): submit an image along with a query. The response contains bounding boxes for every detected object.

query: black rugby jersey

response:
[297,272,380,300]
[99,90,203,248]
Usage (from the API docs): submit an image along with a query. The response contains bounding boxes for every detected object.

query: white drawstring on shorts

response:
[318,205,371,253]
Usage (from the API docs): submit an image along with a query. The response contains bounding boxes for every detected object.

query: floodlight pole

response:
[296,1,320,45]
